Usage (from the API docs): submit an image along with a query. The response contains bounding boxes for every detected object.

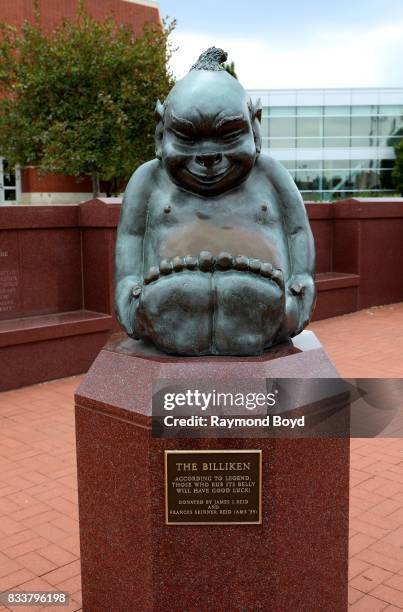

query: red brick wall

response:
[1,0,160,32]
[22,167,93,193]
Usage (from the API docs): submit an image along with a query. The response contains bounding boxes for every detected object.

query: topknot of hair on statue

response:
[190,47,228,71]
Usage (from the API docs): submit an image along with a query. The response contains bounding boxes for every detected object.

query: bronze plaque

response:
[165,450,262,525]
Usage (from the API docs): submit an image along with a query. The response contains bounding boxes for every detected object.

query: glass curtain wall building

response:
[246,88,403,201]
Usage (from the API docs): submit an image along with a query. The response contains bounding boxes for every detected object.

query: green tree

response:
[224,61,238,79]
[0,5,175,197]
[392,139,403,195]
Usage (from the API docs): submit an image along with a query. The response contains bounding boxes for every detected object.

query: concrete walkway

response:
[0,303,402,611]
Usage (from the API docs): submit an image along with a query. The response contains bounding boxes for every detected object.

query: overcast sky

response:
[159,0,403,89]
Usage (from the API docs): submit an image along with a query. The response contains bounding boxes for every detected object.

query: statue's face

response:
[160,72,258,196]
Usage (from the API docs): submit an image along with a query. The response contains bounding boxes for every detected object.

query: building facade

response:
[247,87,403,201]
[0,0,160,205]
[1,0,160,32]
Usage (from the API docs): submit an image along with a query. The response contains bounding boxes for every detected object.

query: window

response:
[350,159,378,169]
[269,106,296,117]
[295,170,322,190]
[269,117,296,138]
[260,117,269,138]
[296,160,322,170]
[379,105,403,116]
[0,160,20,204]
[324,116,350,146]
[324,160,350,170]
[279,160,295,170]
[324,106,349,116]
[378,115,403,145]
[323,169,351,190]
[351,105,377,116]
[297,106,322,116]
[351,169,381,190]
[267,138,296,148]
[297,138,322,148]
[297,117,322,138]
[351,116,377,146]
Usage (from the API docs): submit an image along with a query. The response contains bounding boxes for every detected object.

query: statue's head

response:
[155,47,262,196]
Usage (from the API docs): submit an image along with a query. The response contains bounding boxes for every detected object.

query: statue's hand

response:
[115,276,143,338]
[284,273,316,337]
[135,270,213,354]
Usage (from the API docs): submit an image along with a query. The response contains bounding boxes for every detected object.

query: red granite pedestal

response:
[75,331,349,612]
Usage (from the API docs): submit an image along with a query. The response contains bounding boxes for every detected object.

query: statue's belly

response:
[135,261,285,356]
[144,217,290,277]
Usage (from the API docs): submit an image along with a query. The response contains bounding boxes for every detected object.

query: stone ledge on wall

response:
[18,192,94,205]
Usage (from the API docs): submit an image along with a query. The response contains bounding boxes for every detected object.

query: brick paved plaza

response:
[0,303,402,611]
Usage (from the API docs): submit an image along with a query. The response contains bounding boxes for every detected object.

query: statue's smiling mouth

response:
[185,167,230,184]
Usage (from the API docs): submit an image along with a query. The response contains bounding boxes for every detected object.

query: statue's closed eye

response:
[170,128,195,143]
[222,129,244,142]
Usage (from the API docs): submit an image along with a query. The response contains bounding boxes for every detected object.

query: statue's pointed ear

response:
[254,98,262,123]
[249,98,262,156]
[155,100,165,160]
[155,99,164,123]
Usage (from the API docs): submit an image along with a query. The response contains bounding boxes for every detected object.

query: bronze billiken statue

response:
[115,48,316,356]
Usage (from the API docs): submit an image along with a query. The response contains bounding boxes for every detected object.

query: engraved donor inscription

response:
[165,450,262,525]
[0,268,19,313]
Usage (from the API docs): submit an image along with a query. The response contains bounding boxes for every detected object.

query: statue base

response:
[75,331,349,611]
